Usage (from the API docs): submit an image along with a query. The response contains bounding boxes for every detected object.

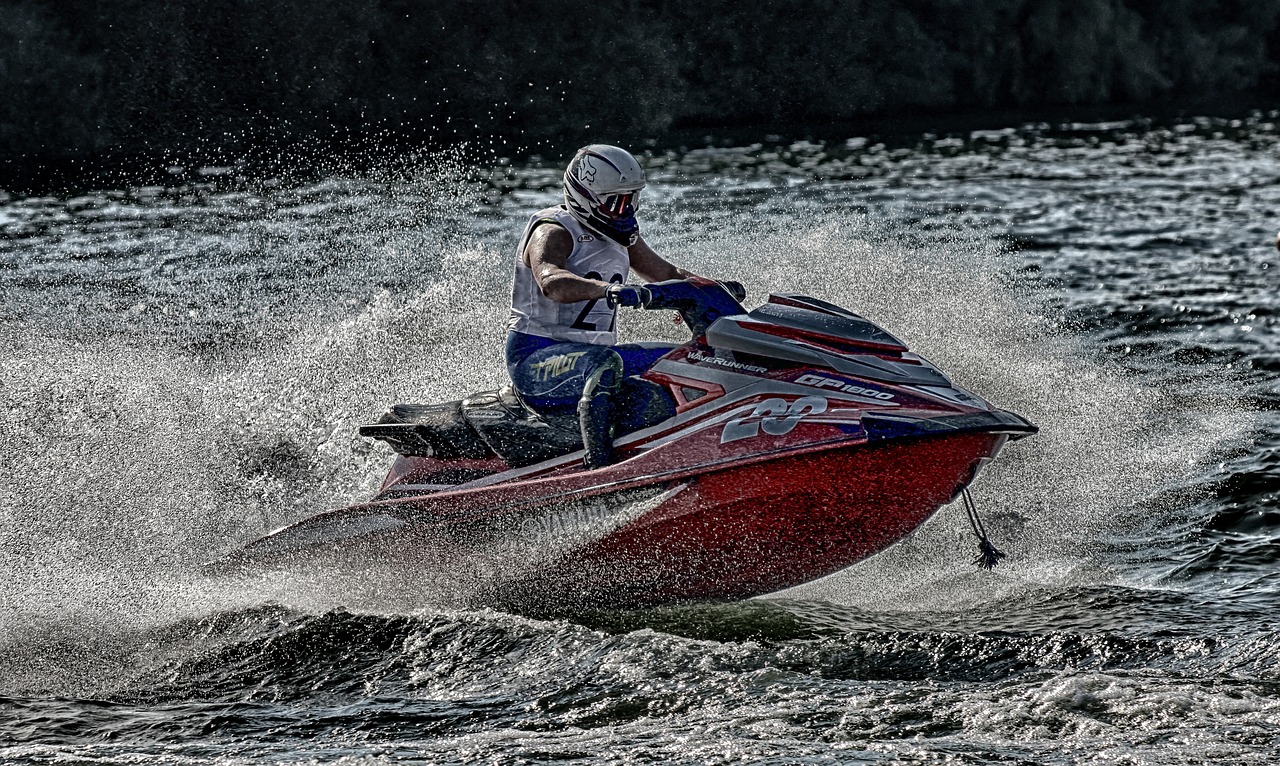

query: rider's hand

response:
[605,284,652,309]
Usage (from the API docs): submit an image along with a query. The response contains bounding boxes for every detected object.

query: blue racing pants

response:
[505,331,676,434]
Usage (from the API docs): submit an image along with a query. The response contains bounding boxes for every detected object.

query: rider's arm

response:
[525,223,611,303]
[627,234,698,283]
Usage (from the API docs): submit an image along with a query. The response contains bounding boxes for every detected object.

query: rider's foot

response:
[579,389,614,469]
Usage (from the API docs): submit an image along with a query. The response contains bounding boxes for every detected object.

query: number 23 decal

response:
[721,396,828,444]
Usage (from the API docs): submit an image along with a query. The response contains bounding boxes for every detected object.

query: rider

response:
[506,144,696,469]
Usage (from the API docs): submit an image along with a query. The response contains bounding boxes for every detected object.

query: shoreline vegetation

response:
[3,0,1279,193]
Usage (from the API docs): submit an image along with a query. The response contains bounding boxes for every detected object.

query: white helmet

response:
[562,144,646,246]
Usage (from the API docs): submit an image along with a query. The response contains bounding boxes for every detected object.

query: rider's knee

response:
[581,349,624,400]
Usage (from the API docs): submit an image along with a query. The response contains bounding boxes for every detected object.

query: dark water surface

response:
[2,118,1278,763]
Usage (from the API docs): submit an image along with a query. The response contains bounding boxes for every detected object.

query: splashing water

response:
[1,127,1275,762]
[0,144,1252,621]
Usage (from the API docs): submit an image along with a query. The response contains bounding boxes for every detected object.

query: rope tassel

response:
[962,486,1006,570]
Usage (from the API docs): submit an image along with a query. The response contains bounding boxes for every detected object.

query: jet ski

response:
[215,279,1036,610]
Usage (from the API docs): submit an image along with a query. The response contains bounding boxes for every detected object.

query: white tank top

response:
[507,206,630,345]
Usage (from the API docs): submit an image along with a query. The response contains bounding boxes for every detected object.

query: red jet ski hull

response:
[487,431,1004,608]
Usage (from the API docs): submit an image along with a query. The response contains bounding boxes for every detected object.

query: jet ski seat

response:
[359,380,674,468]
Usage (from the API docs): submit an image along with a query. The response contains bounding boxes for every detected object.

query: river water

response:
[1,116,1278,763]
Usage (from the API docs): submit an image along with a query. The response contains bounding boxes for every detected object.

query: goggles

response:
[599,189,642,220]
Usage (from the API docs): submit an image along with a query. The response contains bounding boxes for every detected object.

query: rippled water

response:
[2,117,1278,763]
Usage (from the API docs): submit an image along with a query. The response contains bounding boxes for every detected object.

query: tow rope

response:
[962,486,1005,570]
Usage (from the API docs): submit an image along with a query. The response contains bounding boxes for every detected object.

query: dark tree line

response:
[3,0,1279,172]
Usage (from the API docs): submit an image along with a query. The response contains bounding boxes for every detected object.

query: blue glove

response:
[605,284,652,309]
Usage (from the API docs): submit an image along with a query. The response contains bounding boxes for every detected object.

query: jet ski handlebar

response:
[641,278,747,337]
[715,280,748,302]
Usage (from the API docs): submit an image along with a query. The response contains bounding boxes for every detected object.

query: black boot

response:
[578,389,614,469]
[577,353,623,470]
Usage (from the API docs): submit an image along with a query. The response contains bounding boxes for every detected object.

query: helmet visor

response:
[599,189,642,220]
